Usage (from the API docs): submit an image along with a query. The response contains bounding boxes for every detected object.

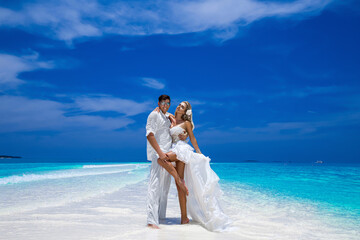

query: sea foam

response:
[0,164,148,185]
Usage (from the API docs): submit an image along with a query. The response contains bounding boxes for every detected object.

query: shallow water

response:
[0,162,359,239]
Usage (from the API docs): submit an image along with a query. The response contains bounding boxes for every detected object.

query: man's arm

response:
[146,112,168,161]
[147,133,168,161]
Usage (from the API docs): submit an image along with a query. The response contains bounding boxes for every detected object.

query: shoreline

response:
[1,178,358,240]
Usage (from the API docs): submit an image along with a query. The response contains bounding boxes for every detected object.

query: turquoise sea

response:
[0,161,359,239]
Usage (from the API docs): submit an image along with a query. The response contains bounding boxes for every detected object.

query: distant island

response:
[243,160,260,163]
[0,155,22,159]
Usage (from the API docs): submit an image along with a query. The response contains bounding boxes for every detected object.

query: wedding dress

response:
[170,125,231,232]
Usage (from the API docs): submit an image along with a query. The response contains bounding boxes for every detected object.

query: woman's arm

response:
[185,121,201,154]
[169,115,175,125]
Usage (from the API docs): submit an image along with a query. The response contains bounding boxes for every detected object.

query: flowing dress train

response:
[170,125,231,232]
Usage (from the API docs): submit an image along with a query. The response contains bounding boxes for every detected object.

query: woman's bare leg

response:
[175,160,189,224]
[157,152,188,195]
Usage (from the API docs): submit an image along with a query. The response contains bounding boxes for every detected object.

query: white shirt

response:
[146,111,172,161]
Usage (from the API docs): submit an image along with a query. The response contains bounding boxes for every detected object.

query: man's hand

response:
[179,131,188,141]
[158,152,169,162]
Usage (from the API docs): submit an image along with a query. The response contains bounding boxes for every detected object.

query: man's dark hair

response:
[158,94,170,102]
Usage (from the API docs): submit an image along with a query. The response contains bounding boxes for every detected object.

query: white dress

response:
[169,125,231,232]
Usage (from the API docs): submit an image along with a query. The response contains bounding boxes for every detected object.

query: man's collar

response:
[159,111,170,117]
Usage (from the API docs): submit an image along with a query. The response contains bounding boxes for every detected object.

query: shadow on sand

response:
[160,217,181,225]
[160,218,202,227]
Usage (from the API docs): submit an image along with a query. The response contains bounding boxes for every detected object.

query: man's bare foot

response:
[177,178,189,196]
[181,217,190,224]
[147,224,160,229]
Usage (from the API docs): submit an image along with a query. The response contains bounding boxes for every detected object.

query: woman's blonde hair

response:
[181,101,194,130]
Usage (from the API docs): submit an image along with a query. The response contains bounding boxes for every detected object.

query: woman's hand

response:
[179,131,188,141]
[153,107,160,112]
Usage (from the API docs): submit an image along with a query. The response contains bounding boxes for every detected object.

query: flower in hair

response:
[186,109,192,115]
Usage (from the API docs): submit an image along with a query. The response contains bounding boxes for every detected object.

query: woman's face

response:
[176,102,187,115]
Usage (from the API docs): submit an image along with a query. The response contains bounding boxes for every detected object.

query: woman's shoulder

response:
[184,120,192,129]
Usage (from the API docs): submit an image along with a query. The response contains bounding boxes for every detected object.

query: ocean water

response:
[0,161,359,239]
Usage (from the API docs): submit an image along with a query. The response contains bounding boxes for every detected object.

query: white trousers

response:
[146,159,171,225]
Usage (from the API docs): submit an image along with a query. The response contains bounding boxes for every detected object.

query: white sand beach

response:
[0,176,358,240]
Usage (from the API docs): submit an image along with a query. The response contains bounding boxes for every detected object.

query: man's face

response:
[158,99,170,113]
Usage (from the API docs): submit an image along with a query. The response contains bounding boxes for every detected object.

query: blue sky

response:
[0,0,359,163]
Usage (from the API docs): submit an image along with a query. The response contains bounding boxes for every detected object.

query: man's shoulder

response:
[147,111,160,120]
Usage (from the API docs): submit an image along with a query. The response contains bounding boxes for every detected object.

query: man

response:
[146,94,187,229]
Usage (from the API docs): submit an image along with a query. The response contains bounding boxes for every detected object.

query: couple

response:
[146,95,230,232]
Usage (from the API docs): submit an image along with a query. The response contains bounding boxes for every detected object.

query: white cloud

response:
[187,99,206,105]
[270,85,349,99]
[120,46,135,52]
[141,77,165,90]
[73,95,152,116]
[193,85,348,100]
[0,95,65,132]
[0,0,333,43]
[172,98,206,106]
[173,0,332,32]
[0,52,53,89]
[198,109,360,144]
[0,1,102,43]
[0,95,148,133]
[66,114,134,130]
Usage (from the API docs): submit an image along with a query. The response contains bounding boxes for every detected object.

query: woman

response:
[157,101,231,232]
